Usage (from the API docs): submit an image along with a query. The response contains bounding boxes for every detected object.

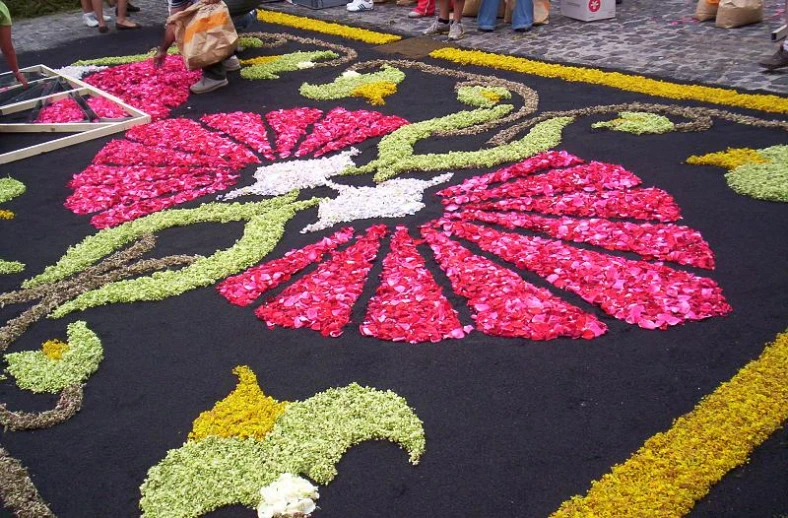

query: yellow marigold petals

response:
[257,10,401,45]
[351,81,398,105]
[189,365,289,442]
[480,90,501,103]
[430,48,788,114]
[41,339,70,361]
[687,147,769,170]
[551,328,788,518]
[0,209,14,220]
[240,55,281,66]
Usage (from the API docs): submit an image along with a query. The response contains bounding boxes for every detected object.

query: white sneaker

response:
[423,19,450,35]
[223,55,241,72]
[448,21,464,40]
[408,10,427,17]
[347,0,373,11]
[82,13,99,27]
[190,77,229,94]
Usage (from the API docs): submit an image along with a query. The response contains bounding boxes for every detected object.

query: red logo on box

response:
[588,0,600,11]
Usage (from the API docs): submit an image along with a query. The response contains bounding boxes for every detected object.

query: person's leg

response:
[759,0,788,69]
[424,0,452,34]
[116,0,140,28]
[90,0,108,32]
[448,0,465,39]
[477,0,501,31]
[510,0,533,31]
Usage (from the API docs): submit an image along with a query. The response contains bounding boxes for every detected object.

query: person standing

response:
[759,0,788,70]
[477,0,532,32]
[0,0,26,87]
[423,0,466,40]
[81,0,111,29]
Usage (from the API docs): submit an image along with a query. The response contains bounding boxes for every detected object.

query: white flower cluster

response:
[302,173,453,233]
[221,148,360,200]
[54,65,108,79]
[257,473,320,518]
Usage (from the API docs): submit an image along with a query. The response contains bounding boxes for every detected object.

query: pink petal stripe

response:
[458,187,681,222]
[360,226,466,343]
[265,107,323,159]
[314,113,408,158]
[218,227,356,307]
[442,220,732,330]
[421,225,606,341]
[90,140,219,168]
[457,210,715,269]
[255,225,388,337]
[295,108,361,158]
[201,111,275,160]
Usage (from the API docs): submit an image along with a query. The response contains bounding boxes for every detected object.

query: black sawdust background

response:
[1,21,787,518]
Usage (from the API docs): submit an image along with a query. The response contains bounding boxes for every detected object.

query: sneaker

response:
[82,13,99,27]
[408,10,428,17]
[423,19,450,35]
[759,46,788,71]
[448,21,464,41]
[223,56,241,72]
[190,77,229,94]
[347,0,373,11]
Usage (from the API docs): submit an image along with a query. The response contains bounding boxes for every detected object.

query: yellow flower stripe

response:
[551,328,788,518]
[41,339,70,361]
[351,81,398,105]
[0,209,14,220]
[687,147,768,170]
[257,10,401,45]
[430,48,788,114]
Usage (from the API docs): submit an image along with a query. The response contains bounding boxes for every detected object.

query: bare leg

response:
[91,0,108,30]
[438,0,450,19]
[452,0,465,21]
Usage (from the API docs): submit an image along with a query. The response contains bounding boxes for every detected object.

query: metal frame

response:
[0,65,150,165]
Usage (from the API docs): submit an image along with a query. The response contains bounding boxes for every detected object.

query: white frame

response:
[0,65,150,165]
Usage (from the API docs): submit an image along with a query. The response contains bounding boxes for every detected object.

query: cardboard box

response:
[561,0,615,21]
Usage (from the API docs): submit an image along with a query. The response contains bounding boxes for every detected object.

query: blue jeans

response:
[477,0,533,30]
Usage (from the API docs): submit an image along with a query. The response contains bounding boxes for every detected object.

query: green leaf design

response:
[592,111,675,135]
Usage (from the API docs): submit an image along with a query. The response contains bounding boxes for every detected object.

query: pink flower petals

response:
[421,225,606,340]
[256,225,387,337]
[91,140,222,168]
[360,226,466,343]
[457,210,715,269]
[35,96,129,123]
[201,111,275,160]
[265,107,323,159]
[460,187,682,222]
[295,108,409,158]
[218,227,355,307]
[442,220,732,330]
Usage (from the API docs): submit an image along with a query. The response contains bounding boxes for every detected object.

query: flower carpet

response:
[1,13,787,518]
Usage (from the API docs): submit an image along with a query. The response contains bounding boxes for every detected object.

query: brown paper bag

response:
[504,0,549,25]
[715,0,762,28]
[694,0,718,21]
[167,1,238,71]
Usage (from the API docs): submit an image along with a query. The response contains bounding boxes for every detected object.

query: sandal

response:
[98,25,109,33]
[116,21,141,30]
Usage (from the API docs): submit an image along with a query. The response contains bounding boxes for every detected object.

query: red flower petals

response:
[457,210,715,269]
[360,226,466,343]
[201,111,275,160]
[265,108,323,159]
[459,187,682,222]
[437,150,583,203]
[421,225,606,340]
[295,108,409,158]
[36,96,128,123]
[218,227,355,307]
[256,225,388,337]
[442,220,732,330]
[91,140,222,168]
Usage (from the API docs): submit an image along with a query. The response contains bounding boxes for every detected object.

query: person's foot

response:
[98,25,109,33]
[190,77,229,94]
[759,46,788,71]
[513,25,531,32]
[477,26,494,32]
[448,21,465,40]
[408,9,427,17]
[82,13,99,27]
[223,56,241,72]
[423,19,450,35]
[116,20,141,30]
[347,0,373,11]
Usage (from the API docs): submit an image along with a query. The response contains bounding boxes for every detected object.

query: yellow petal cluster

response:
[686,147,768,170]
[551,328,788,518]
[257,10,401,45]
[0,209,14,220]
[430,48,788,114]
[41,339,70,361]
[189,366,289,442]
[351,81,398,105]
[240,55,282,66]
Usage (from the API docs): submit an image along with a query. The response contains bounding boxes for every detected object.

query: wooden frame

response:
[0,65,150,165]
[772,24,787,42]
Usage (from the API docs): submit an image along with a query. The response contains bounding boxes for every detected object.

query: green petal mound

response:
[140,383,425,518]
[592,111,675,135]
[240,51,339,80]
[0,177,25,204]
[725,145,788,203]
[5,321,103,394]
[456,86,512,108]
[300,66,406,103]
[0,260,25,275]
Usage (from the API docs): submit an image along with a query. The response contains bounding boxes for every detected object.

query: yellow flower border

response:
[430,48,788,114]
[551,328,788,518]
[257,10,401,45]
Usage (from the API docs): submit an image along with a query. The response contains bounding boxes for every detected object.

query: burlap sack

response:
[504,0,549,24]
[167,1,238,71]
[694,0,718,21]
[715,0,762,28]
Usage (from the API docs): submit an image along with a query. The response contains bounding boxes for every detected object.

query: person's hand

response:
[14,71,28,88]
[153,48,168,68]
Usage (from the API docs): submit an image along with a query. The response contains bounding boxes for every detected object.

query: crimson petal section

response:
[421,225,606,340]
[361,226,467,343]
[256,225,387,337]
[265,107,323,159]
[201,112,276,160]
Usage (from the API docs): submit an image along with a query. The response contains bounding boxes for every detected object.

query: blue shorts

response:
[168,0,195,10]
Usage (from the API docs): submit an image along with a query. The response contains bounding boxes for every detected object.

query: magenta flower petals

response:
[460,187,682,222]
[457,210,716,269]
[360,226,466,343]
[295,108,409,158]
[201,112,276,160]
[256,225,388,337]
[421,225,606,340]
[218,227,356,307]
[443,220,732,330]
[36,96,129,123]
[90,140,220,168]
[265,107,324,159]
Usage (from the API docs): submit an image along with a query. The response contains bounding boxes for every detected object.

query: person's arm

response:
[0,25,26,87]
[153,24,176,67]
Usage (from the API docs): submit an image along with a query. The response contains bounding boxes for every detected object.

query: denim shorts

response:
[168,0,195,10]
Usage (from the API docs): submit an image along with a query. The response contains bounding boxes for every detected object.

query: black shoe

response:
[759,46,788,70]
